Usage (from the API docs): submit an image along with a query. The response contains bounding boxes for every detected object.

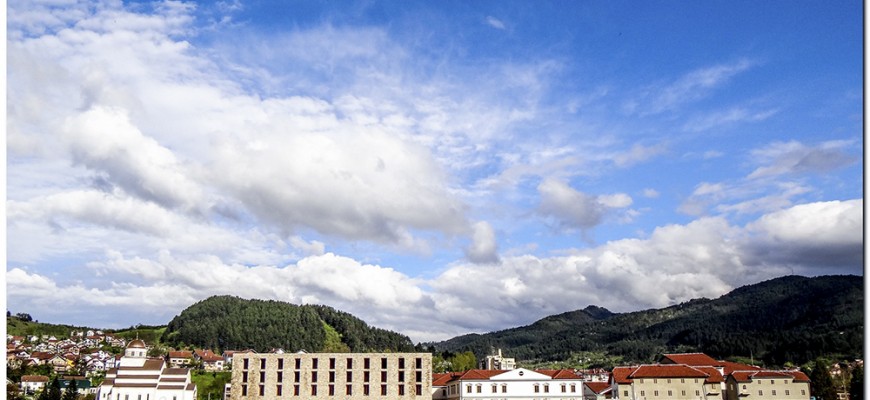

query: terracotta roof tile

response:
[629,364,708,379]
[21,375,50,382]
[720,361,760,375]
[458,370,506,380]
[538,369,580,379]
[584,382,611,394]
[168,351,193,358]
[695,366,724,383]
[611,366,637,384]
[661,353,721,367]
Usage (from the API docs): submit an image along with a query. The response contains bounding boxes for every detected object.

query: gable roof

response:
[21,375,50,383]
[720,361,760,375]
[538,369,580,379]
[695,366,724,383]
[584,381,611,394]
[629,364,708,379]
[457,369,507,380]
[168,351,193,359]
[660,353,721,367]
[611,366,637,384]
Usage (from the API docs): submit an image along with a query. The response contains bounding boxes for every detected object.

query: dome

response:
[128,339,147,348]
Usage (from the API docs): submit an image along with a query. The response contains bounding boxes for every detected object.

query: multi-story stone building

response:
[228,352,432,400]
[725,370,810,400]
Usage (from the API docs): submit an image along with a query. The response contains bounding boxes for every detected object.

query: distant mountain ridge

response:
[430,275,863,367]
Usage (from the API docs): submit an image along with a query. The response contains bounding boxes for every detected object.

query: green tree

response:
[849,365,863,400]
[449,351,477,372]
[41,377,62,400]
[62,379,78,400]
[809,359,837,400]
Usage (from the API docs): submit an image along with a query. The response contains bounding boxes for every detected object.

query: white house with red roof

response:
[432,368,585,400]
[582,381,611,400]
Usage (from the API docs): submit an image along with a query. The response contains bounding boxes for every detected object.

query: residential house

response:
[195,349,225,371]
[20,375,49,394]
[61,376,93,395]
[582,381,611,400]
[168,350,194,367]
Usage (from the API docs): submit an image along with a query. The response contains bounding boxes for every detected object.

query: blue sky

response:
[6,0,863,342]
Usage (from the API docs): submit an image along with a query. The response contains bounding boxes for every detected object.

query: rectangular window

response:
[364,385,370,396]
[242,385,248,396]
[759,390,763,396]
[416,358,422,369]
[347,358,353,369]
[294,372,300,382]
[364,358,370,369]
[329,372,335,383]
[802,390,806,396]
[347,371,353,382]
[278,372,283,383]
[347,385,353,395]
[681,378,685,383]
[772,390,777,395]
[330,358,336,369]
[668,390,672,396]
[681,390,686,396]
[544,385,549,393]
[492,384,497,393]
[416,371,422,382]
[364,371,370,382]
[696,390,700,396]
[624,391,628,397]
[476,385,481,393]
[260,371,266,382]
[667,379,671,384]
[534,385,540,393]
[381,358,388,369]
[561,385,566,393]
[243,372,249,382]
[278,358,284,369]
[328,385,335,396]
[786,390,790,395]
[261,358,267,369]
[502,385,507,393]
[381,371,387,382]
[467,385,472,393]
[312,372,318,382]
[381,385,388,396]
[654,390,658,396]
[294,385,300,396]
[311,385,317,396]
[571,385,576,393]
[399,371,405,382]
[313,359,319,369]
[277,385,282,396]
[295,358,301,369]
[244,359,250,370]
[399,358,405,369]
[259,385,265,396]
[398,385,406,396]
[416,384,422,395]
[640,391,645,396]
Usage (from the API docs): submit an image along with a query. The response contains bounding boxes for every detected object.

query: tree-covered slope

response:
[431,275,863,367]
[159,296,414,353]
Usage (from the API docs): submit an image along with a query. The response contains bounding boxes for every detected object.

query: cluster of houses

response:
[8,332,842,400]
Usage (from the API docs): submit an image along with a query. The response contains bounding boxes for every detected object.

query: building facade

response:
[432,368,586,400]
[228,352,433,400]
[97,339,197,400]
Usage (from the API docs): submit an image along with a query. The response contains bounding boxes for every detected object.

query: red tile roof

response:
[789,371,810,382]
[730,370,807,382]
[457,369,506,380]
[661,353,721,367]
[629,364,708,379]
[538,369,580,379]
[611,366,637,384]
[21,375,50,382]
[720,361,760,375]
[584,381,611,394]
[432,373,459,386]
[695,366,724,383]
[169,351,193,359]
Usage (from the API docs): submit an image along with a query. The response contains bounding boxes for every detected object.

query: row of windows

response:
[240,384,424,397]
[638,390,701,397]
[242,370,424,383]
[243,357,424,371]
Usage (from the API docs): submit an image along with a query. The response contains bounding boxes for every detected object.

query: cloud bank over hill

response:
[6,1,862,342]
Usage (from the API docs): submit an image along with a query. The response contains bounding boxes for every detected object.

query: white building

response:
[480,349,516,371]
[433,368,584,400]
[97,339,197,400]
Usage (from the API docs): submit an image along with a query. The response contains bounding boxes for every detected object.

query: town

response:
[7,330,863,400]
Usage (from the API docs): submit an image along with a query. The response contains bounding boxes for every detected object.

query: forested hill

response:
[431,275,863,367]
[160,296,414,353]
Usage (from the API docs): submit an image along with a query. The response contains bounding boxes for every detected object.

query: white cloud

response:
[747,140,858,179]
[486,16,506,30]
[465,221,500,264]
[682,106,778,132]
[537,179,633,234]
[642,188,660,198]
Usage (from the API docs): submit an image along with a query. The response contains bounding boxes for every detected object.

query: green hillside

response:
[159,295,415,353]
[431,275,863,368]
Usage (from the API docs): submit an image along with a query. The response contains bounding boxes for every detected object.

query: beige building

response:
[228,352,432,400]
[725,370,810,400]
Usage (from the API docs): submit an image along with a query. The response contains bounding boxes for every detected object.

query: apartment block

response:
[228,352,432,400]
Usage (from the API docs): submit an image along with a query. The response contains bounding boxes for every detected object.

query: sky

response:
[5,0,863,343]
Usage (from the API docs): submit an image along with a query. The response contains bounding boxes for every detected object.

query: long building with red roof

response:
[432,368,585,400]
[609,352,811,400]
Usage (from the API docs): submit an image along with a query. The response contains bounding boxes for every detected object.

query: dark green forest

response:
[430,275,863,368]
[159,296,415,353]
